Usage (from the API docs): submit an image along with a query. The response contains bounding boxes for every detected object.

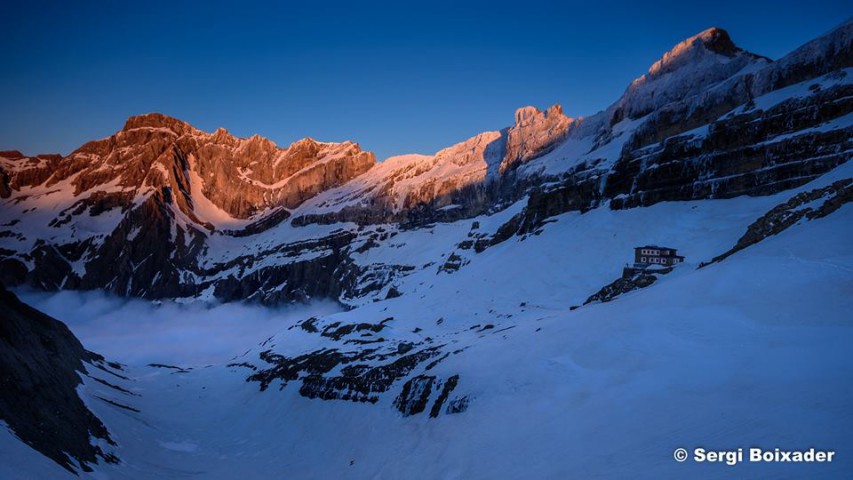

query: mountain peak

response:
[695,27,741,56]
[122,113,196,135]
[291,136,318,146]
[514,104,566,126]
[501,103,574,174]
[514,106,540,125]
[647,27,747,78]
[610,26,769,122]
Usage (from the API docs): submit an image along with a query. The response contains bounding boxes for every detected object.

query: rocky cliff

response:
[500,104,576,174]
[0,284,120,473]
[6,113,375,219]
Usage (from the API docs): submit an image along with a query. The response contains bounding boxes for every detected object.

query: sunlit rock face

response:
[610,27,771,124]
[287,130,509,227]
[2,113,375,219]
[288,104,576,227]
[148,114,368,218]
[186,133,375,218]
[500,104,575,174]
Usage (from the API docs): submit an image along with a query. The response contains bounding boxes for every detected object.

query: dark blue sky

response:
[2,1,850,160]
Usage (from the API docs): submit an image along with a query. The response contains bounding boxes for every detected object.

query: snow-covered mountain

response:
[1,20,852,479]
[1,21,851,305]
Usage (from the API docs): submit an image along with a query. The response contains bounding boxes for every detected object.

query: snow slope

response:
[3,162,851,479]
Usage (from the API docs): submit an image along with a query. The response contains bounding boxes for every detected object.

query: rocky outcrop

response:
[703,178,852,266]
[222,207,291,237]
[394,375,464,418]
[394,375,436,416]
[428,374,459,418]
[206,229,359,305]
[80,190,207,297]
[296,346,441,404]
[500,104,575,174]
[247,338,443,405]
[0,284,119,473]
[583,268,670,305]
[0,168,9,198]
[320,318,392,340]
[514,163,606,236]
[242,314,461,417]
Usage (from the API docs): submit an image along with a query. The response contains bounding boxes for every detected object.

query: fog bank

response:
[17,289,342,366]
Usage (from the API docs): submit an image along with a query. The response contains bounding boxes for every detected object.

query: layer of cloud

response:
[17,289,342,367]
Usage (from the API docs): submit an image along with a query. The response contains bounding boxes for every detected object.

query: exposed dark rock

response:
[384,286,401,299]
[424,353,450,371]
[394,375,436,416]
[446,396,469,414]
[320,318,392,341]
[439,252,469,273]
[354,237,380,254]
[80,191,206,298]
[248,344,443,405]
[49,191,135,228]
[24,243,78,292]
[584,268,672,305]
[429,374,460,418]
[703,178,852,266]
[94,396,140,413]
[0,165,10,198]
[298,317,320,333]
[209,229,358,305]
[147,363,191,373]
[0,284,118,473]
[222,207,291,237]
[226,362,258,371]
[485,72,851,247]
[0,256,29,285]
[90,376,138,396]
[391,372,462,418]
[297,347,441,403]
[337,262,416,305]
